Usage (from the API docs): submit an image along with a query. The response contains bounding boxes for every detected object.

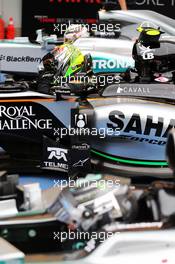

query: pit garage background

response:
[22,0,175,39]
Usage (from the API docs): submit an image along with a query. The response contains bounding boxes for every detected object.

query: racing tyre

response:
[166,129,175,172]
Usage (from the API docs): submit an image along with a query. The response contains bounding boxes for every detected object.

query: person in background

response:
[101,0,128,11]
[118,0,128,10]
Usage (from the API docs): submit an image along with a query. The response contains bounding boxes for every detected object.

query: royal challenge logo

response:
[0,105,52,130]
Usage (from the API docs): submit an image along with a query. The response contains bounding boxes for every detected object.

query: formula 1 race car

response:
[0,25,133,79]
[98,10,175,39]
[1,10,175,80]
[0,82,173,177]
[0,23,175,177]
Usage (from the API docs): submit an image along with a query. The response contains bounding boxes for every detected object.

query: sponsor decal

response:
[93,57,134,72]
[118,135,166,145]
[136,0,175,6]
[72,143,90,150]
[139,44,155,60]
[71,142,91,172]
[75,113,88,128]
[73,157,89,167]
[44,147,68,170]
[0,105,52,130]
[0,54,42,63]
[116,86,150,94]
[107,110,174,138]
[71,109,91,133]
[116,86,124,94]
[47,147,68,162]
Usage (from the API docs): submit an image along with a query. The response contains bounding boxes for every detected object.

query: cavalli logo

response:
[116,86,124,94]
[139,45,154,60]
[116,86,150,94]
[47,147,68,162]
[0,105,52,130]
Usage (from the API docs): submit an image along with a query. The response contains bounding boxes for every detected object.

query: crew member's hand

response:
[118,0,128,10]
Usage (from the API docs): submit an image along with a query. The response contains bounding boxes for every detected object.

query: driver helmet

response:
[64,24,89,43]
[137,21,163,43]
[137,21,161,35]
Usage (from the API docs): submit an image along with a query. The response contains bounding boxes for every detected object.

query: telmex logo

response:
[47,147,68,162]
